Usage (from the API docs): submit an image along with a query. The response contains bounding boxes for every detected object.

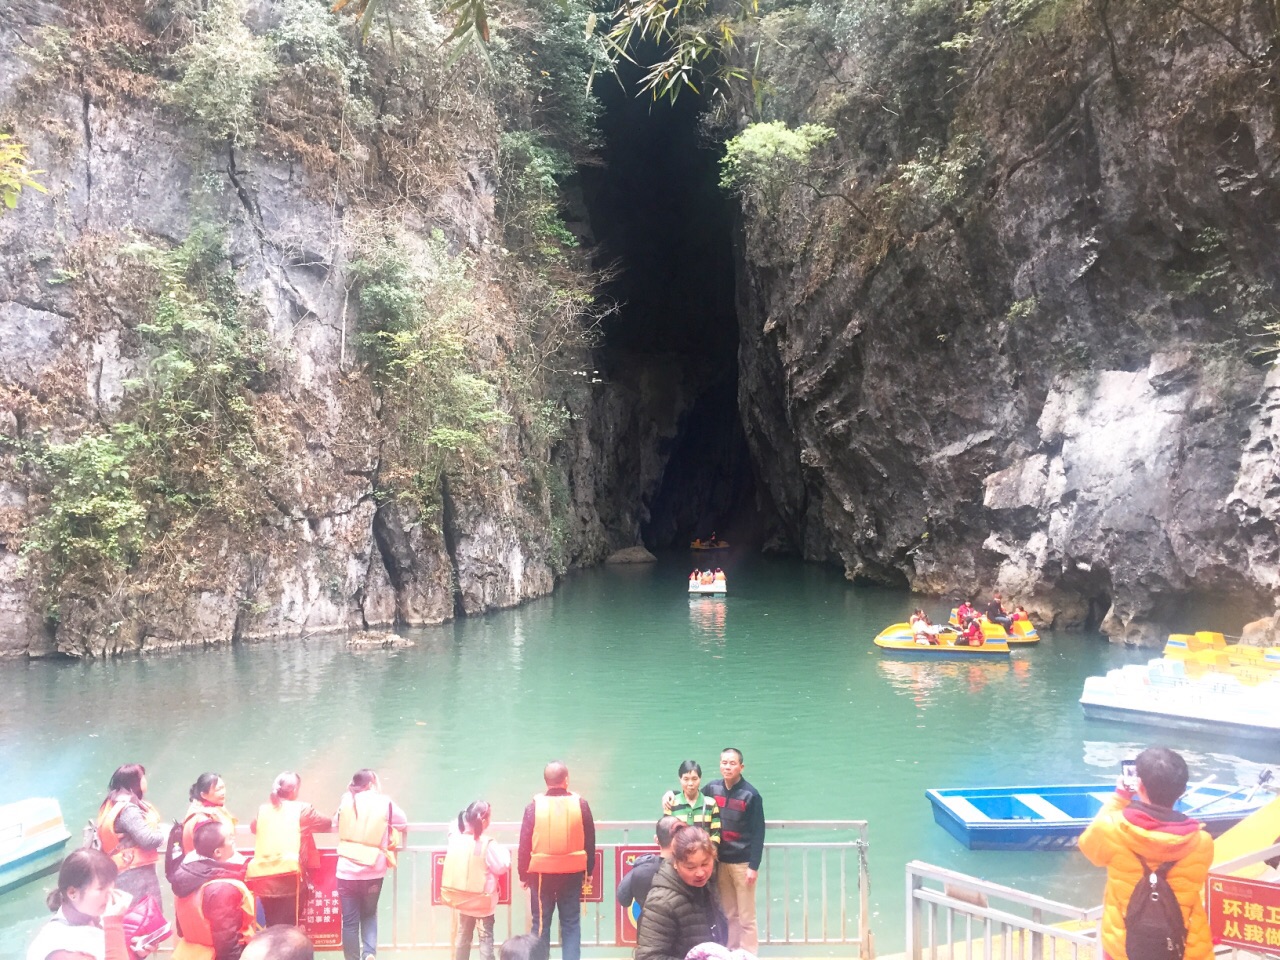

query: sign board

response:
[1208,872,1280,954]
[614,845,660,946]
[430,850,513,905]
[580,851,606,903]
[300,848,343,950]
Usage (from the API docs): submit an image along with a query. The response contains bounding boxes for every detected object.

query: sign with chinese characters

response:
[579,851,606,903]
[1208,873,1280,955]
[430,850,513,905]
[294,848,343,949]
[614,845,660,946]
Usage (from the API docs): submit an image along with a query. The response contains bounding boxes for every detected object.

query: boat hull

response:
[0,798,71,895]
[689,583,727,596]
[874,635,1010,656]
[927,783,1273,851]
[1079,700,1280,740]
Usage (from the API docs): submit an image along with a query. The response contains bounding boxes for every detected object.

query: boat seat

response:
[942,796,991,822]
[1013,794,1073,821]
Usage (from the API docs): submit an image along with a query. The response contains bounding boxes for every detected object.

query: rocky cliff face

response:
[729,0,1280,643]
[0,0,677,657]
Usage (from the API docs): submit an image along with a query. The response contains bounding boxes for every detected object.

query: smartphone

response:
[1121,758,1138,791]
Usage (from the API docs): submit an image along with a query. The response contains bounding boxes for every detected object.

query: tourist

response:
[985,594,1014,633]
[247,771,333,927]
[617,816,686,916]
[241,926,314,960]
[168,820,257,960]
[713,569,725,583]
[1011,605,1030,622]
[954,599,976,625]
[702,749,763,952]
[181,773,236,855]
[441,800,510,960]
[1079,747,1214,960]
[633,827,725,960]
[335,769,406,960]
[956,618,984,647]
[663,763,721,845]
[95,763,165,902]
[498,933,547,960]
[26,848,129,960]
[518,761,596,960]
[909,610,942,645]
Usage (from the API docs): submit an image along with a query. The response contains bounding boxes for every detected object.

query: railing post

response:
[906,862,923,960]
[859,833,874,960]
[1031,907,1043,960]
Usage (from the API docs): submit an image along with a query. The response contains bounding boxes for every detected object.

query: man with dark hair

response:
[170,821,258,960]
[702,748,764,952]
[985,594,1014,633]
[1079,746,1214,960]
[616,816,685,915]
[518,762,596,960]
[241,926,315,960]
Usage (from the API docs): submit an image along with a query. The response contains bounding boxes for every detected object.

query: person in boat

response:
[617,816,687,917]
[246,771,333,927]
[712,569,726,584]
[909,610,943,645]
[955,617,984,647]
[690,570,701,583]
[1078,746,1214,960]
[26,848,131,960]
[335,769,407,960]
[699,571,714,586]
[96,763,165,902]
[441,800,510,960]
[985,593,1014,633]
[632,826,726,960]
[181,773,236,856]
[954,600,977,625]
[168,820,257,960]
[1011,605,1030,622]
[662,761,722,845]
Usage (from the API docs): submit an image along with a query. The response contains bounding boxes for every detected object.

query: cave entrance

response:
[580,74,765,551]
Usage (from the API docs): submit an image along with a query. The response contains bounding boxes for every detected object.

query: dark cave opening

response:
[580,74,766,551]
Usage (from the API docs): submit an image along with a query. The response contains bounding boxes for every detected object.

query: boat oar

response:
[1183,771,1272,815]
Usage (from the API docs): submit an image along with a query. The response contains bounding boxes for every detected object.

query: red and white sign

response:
[300,849,343,950]
[614,845,660,946]
[1208,872,1280,955]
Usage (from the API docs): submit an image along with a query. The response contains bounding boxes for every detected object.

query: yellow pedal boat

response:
[875,623,1010,656]
[947,611,1040,644]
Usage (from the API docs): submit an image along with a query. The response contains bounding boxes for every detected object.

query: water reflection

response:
[876,658,1015,706]
[689,597,727,643]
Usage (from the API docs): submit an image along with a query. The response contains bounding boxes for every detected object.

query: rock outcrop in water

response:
[726,0,1280,643]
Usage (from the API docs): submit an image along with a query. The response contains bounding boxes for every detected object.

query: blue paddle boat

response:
[0,798,71,894]
[926,779,1275,851]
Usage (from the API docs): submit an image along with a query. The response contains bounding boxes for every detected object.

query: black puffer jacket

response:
[635,861,724,960]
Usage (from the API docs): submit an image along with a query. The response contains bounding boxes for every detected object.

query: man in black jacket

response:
[702,747,764,952]
[616,816,684,917]
[170,821,256,960]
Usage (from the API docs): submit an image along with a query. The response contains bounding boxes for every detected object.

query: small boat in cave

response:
[874,623,1010,656]
[690,538,729,551]
[0,797,71,895]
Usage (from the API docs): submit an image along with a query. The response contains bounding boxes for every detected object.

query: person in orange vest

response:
[517,761,596,960]
[246,771,333,928]
[181,774,236,856]
[95,763,166,903]
[334,769,406,960]
[441,800,510,960]
[167,820,257,960]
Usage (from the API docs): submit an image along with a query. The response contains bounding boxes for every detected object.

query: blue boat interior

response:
[963,792,1103,820]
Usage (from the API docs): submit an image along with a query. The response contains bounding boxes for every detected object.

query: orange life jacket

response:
[96,797,161,871]
[337,791,401,868]
[171,877,257,960]
[441,831,495,914]
[181,802,236,855]
[529,793,586,874]
[246,800,304,880]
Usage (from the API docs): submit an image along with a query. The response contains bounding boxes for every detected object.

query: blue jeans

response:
[338,877,384,960]
[530,872,583,960]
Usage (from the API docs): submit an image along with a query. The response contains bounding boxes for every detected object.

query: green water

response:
[3,555,1279,958]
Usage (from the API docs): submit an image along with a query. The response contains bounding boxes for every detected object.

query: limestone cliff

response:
[0,0,675,657]
[727,0,1280,643]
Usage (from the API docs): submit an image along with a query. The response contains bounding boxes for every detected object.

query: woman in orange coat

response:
[1078,747,1214,960]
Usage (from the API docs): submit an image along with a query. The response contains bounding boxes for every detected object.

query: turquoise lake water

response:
[3,554,1278,958]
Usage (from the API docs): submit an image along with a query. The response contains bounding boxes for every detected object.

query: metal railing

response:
[373,820,872,956]
[906,862,1101,960]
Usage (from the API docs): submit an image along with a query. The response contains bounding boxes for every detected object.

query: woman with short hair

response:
[634,827,726,960]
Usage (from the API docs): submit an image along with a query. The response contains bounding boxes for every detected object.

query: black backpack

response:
[1124,854,1187,960]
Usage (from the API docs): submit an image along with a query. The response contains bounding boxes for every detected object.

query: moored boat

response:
[927,780,1276,851]
[1079,658,1280,740]
[0,797,71,895]
[874,623,1010,656]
